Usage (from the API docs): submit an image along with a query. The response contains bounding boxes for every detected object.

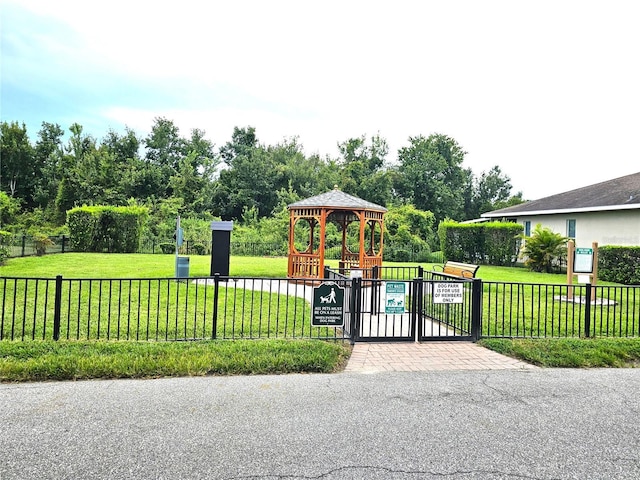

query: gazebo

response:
[287,187,387,279]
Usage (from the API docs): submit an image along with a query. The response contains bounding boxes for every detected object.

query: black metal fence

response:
[1,268,639,342]
[0,275,352,342]
[481,281,640,338]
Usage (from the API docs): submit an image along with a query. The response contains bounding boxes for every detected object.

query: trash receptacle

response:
[176,256,190,279]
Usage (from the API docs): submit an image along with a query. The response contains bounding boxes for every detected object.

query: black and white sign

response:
[433,282,464,304]
[312,282,345,327]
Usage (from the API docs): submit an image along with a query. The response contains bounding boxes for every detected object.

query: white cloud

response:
[4,0,640,199]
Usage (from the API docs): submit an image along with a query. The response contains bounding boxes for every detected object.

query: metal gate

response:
[417,278,480,341]
[347,276,481,342]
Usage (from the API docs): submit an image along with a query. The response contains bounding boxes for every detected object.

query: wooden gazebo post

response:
[287,188,387,279]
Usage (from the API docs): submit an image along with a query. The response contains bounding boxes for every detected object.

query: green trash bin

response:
[176,256,190,279]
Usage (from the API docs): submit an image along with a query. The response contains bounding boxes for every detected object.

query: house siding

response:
[516,210,640,248]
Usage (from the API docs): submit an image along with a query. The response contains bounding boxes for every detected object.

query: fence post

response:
[413,277,423,340]
[61,235,66,253]
[349,277,361,345]
[370,266,379,314]
[211,274,220,339]
[584,283,592,338]
[53,275,63,341]
[21,235,26,257]
[471,278,482,341]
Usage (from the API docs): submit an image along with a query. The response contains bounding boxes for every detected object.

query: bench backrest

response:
[442,261,479,278]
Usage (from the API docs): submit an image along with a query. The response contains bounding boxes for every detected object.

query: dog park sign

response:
[312,282,345,327]
[433,282,464,304]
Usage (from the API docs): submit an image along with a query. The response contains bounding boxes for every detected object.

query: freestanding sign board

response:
[433,282,464,304]
[385,282,406,314]
[210,221,233,276]
[312,282,345,327]
[574,247,594,273]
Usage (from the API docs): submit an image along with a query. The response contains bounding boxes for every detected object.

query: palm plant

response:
[520,224,568,273]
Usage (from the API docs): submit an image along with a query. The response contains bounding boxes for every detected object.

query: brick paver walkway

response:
[344,342,538,372]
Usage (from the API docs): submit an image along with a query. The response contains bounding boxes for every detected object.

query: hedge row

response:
[599,246,640,285]
[67,206,148,253]
[438,221,523,266]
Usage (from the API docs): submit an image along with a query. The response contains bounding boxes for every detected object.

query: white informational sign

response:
[574,247,594,273]
[433,282,464,304]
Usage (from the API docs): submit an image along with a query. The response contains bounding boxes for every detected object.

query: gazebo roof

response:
[288,188,387,212]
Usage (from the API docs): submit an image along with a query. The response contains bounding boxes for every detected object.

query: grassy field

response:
[0,252,590,282]
[1,253,640,382]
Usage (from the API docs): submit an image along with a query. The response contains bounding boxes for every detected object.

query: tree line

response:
[0,117,523,241]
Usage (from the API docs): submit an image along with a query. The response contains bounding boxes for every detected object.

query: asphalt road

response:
[1,369,640,479]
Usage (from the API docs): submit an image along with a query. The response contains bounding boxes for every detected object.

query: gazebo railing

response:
[288,253,321,278]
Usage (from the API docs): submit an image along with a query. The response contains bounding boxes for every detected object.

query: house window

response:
[523,221,531,237]
[566,219,576,239]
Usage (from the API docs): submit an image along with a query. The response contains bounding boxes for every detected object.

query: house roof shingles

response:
[483,171,640,217]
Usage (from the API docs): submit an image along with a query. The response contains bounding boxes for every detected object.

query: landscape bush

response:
[599,246,640,285]
[67,205,148,253]
[0,230,10,264]
[438,221,522,265]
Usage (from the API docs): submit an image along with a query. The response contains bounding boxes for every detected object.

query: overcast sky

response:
[2,0,639,200]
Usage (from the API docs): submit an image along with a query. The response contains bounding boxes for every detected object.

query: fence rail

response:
[0,275,352,342]
[1,269,639,342]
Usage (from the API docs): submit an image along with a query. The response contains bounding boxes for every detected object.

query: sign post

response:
[312,282,345,327]
[174,216,188,279]
[567,240,598,301]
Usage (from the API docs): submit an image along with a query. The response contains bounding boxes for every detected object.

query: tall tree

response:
[33,122,65,214]
[337,133,391,206]
[214,127,288,219]
[395,133,469,222]
[219,126,258,166]
[144,117,185,171]
[464,166,516,219]
[0,121,34,203]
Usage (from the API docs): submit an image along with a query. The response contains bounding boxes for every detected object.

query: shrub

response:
[67,205,148,253]
[32,234,55,256]
[0,230,10,264]
[159,242,175,254]
[438,221,522,265]
[599,246,640,285]
[191,243,206,255]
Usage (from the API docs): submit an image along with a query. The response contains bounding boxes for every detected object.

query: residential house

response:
[481,172,640,249]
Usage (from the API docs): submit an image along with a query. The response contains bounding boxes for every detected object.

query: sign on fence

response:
[385,282,406,314]
[433,282,464,304]
[312,282,345,327]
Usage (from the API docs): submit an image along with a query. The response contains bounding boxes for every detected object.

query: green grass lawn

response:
[0,253,291,278]
[0,339,352,382]
[479,337,640,368]
[0,252,600,284]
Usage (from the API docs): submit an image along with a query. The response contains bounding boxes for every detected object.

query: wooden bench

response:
[433,261,479,279]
